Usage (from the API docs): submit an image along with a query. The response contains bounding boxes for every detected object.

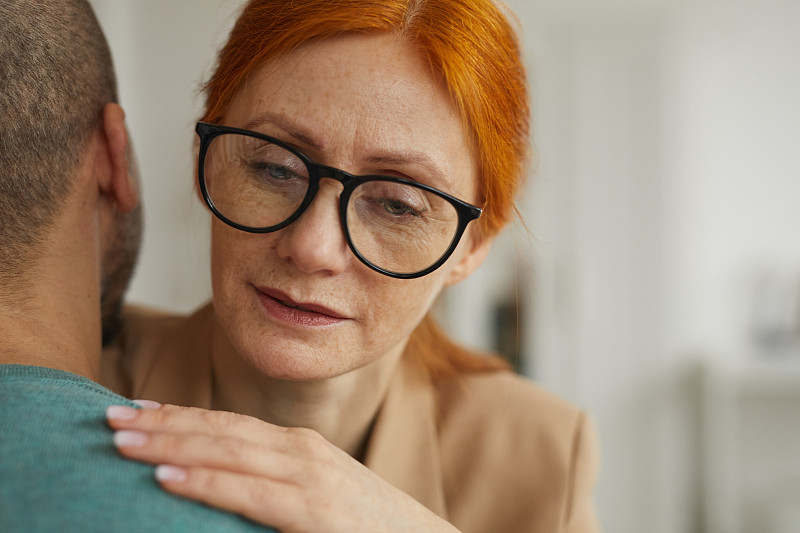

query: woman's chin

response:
[237,342,355,382]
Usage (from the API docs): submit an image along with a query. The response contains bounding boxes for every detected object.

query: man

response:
[0,2,274,531]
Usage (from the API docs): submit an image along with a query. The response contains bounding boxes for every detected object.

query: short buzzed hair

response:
[0,0,118,280]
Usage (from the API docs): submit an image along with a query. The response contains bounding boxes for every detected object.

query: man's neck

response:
[0,203,104,380]
[0,295,102,380]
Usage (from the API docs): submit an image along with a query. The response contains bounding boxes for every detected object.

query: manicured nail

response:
[132,399,161,409]
[113,430,148,448]
[155,465,188,483]
[106,405,138,420]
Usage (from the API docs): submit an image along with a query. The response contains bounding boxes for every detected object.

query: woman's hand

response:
[106,403,458,533]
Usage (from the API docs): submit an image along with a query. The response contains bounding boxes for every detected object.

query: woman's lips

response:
[255,286,348,327]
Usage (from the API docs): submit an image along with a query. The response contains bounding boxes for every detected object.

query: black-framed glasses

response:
[196,122,482,279]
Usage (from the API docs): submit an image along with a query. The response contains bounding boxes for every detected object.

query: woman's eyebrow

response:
[243,112,322,151]
[364,153,452,190]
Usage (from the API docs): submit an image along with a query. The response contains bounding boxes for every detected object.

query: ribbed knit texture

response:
[0,364,277,532]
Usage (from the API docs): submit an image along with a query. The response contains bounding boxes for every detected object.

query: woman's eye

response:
[246,160,298,182]
[378,198,422,217]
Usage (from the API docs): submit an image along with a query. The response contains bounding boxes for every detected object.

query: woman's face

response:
[211,33,490,380]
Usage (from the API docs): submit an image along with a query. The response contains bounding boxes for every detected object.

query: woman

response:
[102,0,600,532]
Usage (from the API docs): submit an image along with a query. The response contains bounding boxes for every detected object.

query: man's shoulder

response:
[0,365,271,532]
[0,364,131,410]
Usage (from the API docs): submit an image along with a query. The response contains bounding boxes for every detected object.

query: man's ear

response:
[444,232,494,287]
[97,103,138,213]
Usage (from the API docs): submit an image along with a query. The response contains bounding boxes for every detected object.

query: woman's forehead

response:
[224,33,479,200]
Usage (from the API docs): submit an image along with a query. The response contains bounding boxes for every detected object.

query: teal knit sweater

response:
[0,364,277,532]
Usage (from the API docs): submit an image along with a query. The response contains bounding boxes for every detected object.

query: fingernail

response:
[113,430,148,448]
[132,399,162,409]
[106,405,138,420]
[155,465,188,483]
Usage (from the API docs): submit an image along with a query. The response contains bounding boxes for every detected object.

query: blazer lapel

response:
[362,354,448,519]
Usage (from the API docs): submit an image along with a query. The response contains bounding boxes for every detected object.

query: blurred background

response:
[89,1,800,531]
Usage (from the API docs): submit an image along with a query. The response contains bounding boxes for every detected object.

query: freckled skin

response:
[211,33,485,381]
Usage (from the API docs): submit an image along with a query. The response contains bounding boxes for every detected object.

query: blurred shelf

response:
[713,358,800,396]
[702,357,800,533]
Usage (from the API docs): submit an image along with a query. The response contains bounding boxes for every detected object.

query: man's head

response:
[0,0,141,342]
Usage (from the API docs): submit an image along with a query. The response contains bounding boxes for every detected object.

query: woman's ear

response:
[444,232,494,287]
[98,103,138,213]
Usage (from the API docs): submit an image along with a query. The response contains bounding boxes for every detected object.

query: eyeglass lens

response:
[203,132,462,275]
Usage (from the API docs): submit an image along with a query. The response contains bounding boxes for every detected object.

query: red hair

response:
[203,0,530,380]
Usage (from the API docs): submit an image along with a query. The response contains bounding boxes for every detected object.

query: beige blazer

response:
[101,304,601,533]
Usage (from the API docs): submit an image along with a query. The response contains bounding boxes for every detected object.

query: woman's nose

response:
[275,180,349,276]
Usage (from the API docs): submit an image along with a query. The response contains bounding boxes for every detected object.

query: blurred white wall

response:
[90,0,243,312]
[90,1,800,532]
[510,1,800,532]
